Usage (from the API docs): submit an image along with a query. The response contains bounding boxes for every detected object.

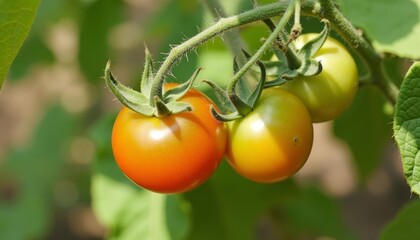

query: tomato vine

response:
[104,0,403,189]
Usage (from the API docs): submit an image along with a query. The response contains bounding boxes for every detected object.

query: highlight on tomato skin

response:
[279,34,359,123]
[111,85,228,194]
[226,88,313,183]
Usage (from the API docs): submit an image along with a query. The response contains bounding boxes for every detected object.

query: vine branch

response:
[150,0,318,99]
[150,0,398,105]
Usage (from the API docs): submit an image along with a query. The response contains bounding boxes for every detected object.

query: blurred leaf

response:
[8,34,54,80]
[0,0,41,88]
[0,105,79,239]
[278,186,357,240]
[145,0,204,82]
[339,0,420,59]
[196,49,232,102]
[380,200,420,240]
[31,0,81,32]
[333,86,393,181]
[382,55,406,87]
[185,161,300,240]
[90,115,190,240]
[78,0,124,83]
[393,62,420,195]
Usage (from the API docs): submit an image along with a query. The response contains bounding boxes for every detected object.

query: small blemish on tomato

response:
[293,136,300,145]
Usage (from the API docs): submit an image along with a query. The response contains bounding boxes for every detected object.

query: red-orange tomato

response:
[112,85,227,194]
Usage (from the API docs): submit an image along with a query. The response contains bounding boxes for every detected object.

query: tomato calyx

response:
[263,19,330,87]
[104,47,201,117]
[204,50,267,122]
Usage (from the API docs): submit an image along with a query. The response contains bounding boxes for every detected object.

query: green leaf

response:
[8,33,54,80]
[278,187,357,240]
[0,0,41,88]
[296,19,330,59]
[0,105,79,239]
[185,161,300,240]
[339,0,420,59]
[393,62,420,195]
[145,0,203,82]
[78,0,124,83]
[90,116,190,240]
[196,49,232,102]
[334,86,393,180]
[381,200,420,240]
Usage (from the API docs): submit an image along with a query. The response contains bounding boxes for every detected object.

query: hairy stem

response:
[315,0,398,104]
[203,0,247,58]
[228,0,296,93]
[150,0,318,100]
[150,0,398,105]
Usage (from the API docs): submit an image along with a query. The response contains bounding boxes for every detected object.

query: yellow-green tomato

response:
[226,88,313,183]
[280,34,358,122]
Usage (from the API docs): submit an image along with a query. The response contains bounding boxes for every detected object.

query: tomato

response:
[111,84,227,194]
[226,88,313,183]
[280,34,358,122]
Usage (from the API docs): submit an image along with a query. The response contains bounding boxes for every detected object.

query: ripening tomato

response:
[280,34,358,122]
[226,88,313,183]
[112,85,227,194]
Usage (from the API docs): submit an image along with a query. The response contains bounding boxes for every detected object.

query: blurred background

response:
[0,0,414,239]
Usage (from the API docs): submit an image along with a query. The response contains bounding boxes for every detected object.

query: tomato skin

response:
[112,85,227,194]
[280,34,358,122]
[226,88,313,183]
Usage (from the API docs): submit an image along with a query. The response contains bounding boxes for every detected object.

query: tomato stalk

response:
[150,0,319,93]
[226,0,296,97]
[207,0,297,121]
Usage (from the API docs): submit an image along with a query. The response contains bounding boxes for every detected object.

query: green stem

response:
[149,0,397,105]
[150,0,318,102]
[227,0,296,95]
[315,0,398,104]
[293,0,302,35]
[203,0,247,59]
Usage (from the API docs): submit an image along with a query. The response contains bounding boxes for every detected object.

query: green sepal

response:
[140,45,156,97]
[232,54,252,100]
[262,19,330,86]
[209,106,243,122]
[230,50,266,112]
[153,95,171,117]
[105,45,197,117]
[297,19,330,59]
[105,60,155,116]
[243,51,266,109]
[204,49,267,122]
[166,101,193,114]
[228,93,253,116]
[163,68,202,102]
[264,75,288,88]
[296,58,322,77]
[202,80,236,113]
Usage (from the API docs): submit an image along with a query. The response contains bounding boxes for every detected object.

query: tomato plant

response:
[2,0,420,239]
[279,34,359,122]
[226,88,313,183]
[112,84,227,194]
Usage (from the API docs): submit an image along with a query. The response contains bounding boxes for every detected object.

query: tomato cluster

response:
[110,35,358,194]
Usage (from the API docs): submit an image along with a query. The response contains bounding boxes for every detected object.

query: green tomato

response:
[280,34,358,122]
[226,88,313,183]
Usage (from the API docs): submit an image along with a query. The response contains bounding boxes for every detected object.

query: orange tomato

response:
[112,85,227,194]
